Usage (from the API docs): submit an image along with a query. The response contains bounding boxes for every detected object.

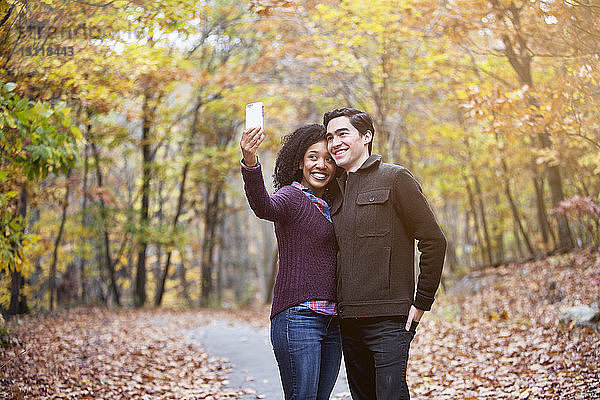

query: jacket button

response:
[369,197,375,202]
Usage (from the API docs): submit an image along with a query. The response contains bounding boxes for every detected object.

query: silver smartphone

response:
[245,101,264,130]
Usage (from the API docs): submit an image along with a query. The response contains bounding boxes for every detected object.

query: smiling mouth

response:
[311,172,329,180]
[333,148,348,157]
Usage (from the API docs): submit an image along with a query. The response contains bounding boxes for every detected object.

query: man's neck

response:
[346,153,370,173]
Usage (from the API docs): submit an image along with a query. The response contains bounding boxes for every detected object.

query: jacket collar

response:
[357,154,382,171]
[338,154,382,183]
[331,154,382,215]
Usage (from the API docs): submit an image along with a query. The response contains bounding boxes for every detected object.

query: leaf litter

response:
[409,249,600,399]
[0,308,269,400]
[1,252,599,399]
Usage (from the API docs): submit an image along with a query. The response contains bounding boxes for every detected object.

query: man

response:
[324,108,447,400]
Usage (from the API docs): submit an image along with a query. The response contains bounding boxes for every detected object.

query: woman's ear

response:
[299,161,303,170]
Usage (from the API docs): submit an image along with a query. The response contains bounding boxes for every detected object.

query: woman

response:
[240,124,341,400]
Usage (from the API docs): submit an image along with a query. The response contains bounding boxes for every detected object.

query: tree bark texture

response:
[91,142,121,306]
[8,184,28,315]
[49,169,71,311]
[134,91,154,307]
[474,176,494,266]
[200,184,222,306]
[79,139,89,302]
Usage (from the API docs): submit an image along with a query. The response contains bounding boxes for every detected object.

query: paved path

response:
[187,319,350,399]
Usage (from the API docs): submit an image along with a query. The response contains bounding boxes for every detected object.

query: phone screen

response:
[245,102,264,130]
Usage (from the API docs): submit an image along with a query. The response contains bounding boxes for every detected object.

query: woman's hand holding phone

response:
[240,127,264,167]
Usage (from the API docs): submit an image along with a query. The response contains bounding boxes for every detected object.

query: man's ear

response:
[363,130,373,144]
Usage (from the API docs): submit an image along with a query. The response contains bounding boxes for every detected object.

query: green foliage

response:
[0,81,80,274]
[0,82,81,180]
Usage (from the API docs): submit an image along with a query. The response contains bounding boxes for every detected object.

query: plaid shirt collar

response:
[291,181,332,222]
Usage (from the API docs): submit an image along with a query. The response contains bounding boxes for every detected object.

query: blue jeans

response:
[270,305,342,400]
[341,316,418,400]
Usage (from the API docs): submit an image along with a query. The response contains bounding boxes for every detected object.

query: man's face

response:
[326,116,371,172]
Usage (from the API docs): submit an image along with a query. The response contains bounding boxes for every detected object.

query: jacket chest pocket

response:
[355,188,391,237]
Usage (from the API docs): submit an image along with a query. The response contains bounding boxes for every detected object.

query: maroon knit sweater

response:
[241,163,337,319]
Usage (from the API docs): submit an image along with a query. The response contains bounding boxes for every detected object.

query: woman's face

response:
[299,140,336,197]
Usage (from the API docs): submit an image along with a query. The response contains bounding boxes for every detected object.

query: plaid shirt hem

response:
[299,300,337,316]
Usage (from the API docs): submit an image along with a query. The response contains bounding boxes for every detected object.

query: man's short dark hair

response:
[323,107,375,154]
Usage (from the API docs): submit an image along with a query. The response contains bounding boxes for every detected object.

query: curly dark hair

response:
[273,124,330,191]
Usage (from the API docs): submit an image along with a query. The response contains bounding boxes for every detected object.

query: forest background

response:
[1,0,599,314]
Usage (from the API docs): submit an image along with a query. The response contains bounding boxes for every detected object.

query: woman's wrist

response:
[242,155,258,167]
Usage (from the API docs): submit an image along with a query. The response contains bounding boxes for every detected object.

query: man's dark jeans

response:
[341,316,418,400]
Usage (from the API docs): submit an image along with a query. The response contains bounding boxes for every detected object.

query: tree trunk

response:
[57,262,78,306]
[177,259,194,307]
[217,199,230,306]
[123,153,135,301]
[443,202,458,273]
[474,177,493,266]
[504,181,534,258]
[513,216,524,260]
[91,142,121,306]
[458,116,488,268]
[154,162,189,306]
[49,169,72,311]
[8,184,28,315]
[200,185,221,306]
[463,176,485,267]
[9,269,27,315]
[463,210,473,268]
[94,239,107,304]
[532,174,555,248]
[493,194,504,265]
[134,92,153,308]
[125,247,134,300]
[493,140,535,259]
[545,153,573,251]
[230,207,251,304]
[215,218,225,305]
[79,139,89,302]
[152,180,165,305]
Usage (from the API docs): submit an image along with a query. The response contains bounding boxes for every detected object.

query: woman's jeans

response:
[341,316,418,400]
[270,305,342,400]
